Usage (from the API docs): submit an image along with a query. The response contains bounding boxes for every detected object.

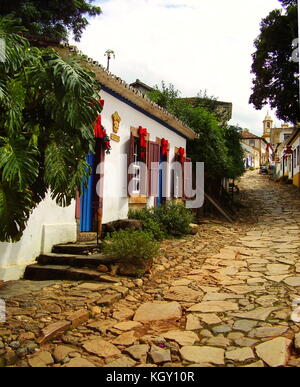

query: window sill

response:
[128,195,147,204]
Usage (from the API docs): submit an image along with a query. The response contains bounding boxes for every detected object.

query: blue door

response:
[80,153,95,232]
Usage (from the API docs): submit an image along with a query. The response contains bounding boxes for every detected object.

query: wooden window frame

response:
[128,127,149,204]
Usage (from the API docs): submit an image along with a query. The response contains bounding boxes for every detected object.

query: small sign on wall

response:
[110,133,120,142]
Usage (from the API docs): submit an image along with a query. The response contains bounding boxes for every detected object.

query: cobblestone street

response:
[1,170,300,367]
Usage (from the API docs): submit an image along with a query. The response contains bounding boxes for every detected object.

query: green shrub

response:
[128,208,166,240]
[153,201,195,236]
[128,201,194,237]
[249,167,255,171]
[103,229,160,267]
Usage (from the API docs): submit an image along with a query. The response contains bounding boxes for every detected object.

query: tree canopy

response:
[0,0,101,41]
[148,83,245,184]
[249,0,299,124]
[0,18,102,242]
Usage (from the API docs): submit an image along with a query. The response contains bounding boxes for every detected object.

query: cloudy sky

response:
[72,0,285,135]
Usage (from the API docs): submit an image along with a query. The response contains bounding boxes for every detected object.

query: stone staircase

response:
[24,241,119,282]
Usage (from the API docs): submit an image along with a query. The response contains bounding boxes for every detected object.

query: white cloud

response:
[73,0,283,135]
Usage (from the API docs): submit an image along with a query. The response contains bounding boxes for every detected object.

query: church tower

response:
[263,112,273,141]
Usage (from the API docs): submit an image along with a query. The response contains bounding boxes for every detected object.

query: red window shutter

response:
[147,141,160,197]
[128,133,135,196]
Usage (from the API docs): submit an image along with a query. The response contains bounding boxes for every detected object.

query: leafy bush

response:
[128,208,166,240]
[103,229,160,267]
[153,201,195,236]
[129,201,195,238]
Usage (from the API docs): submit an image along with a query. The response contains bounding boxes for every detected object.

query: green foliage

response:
[129,201,194,238]
[103,230,160,267]
[128,208,166,241]
[153,201,194,236]
[0,0,102,41]
[148,82,245,182]
[0,18,102,241]
[249,0,299,124]
[223,126,245,179]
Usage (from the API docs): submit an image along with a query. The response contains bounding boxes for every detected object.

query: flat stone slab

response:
[171,279,192,286]
[230,307,280,321]
[265,275,290,283]
[111,331,138,346]
[113,321,142,331]
[206,337,231,348]
[225,347,255,362]
[232,319,258,332]
[133,302,182,322]
[162,330,199,346]
[186,315,202,330]
[125,344,149,361]
[65,358,96,367]
[0,280,59,299]
[105,356,136,367]
[150,345,171,363]
[83,338,121,358]
[283,277,300,287]
[203,293,244,301]
[225,285,265,295]
[180,346,225,365]
[255,337,291,367]
[163,286,203,302]
[196,313,222,325]
[249,326,288,338]
[187,301,239,313]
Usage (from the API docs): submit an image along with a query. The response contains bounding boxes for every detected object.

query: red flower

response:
[161,138,169,158]
[138,126,148,160]
[178,147,185,163]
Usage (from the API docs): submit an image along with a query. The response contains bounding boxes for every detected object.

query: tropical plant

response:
[249,0,299,124]
[0,0,102,41]
[0,18,102,242]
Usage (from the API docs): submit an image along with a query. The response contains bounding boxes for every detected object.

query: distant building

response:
[180,97,232,125]
[130,80,232,125]
[240,129,271,167]
[130,79,154,95]
[262,113,295,147]
[261,112,300,186]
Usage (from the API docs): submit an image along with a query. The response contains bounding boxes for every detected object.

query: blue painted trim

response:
[80,153,95,232]
[100,85,189,140]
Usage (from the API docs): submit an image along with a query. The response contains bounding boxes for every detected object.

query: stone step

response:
[52,242,101,255]
[24,264,120,282]
[37,252,115,267]
[77,232,97,242]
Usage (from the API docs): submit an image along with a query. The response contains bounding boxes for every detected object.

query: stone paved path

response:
[1,170,300,367]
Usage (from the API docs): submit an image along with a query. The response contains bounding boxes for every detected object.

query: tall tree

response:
[0,0,101,41]
[0,18,102,242]
[249,0,299,124]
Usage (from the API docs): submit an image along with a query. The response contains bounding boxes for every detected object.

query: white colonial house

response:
[0,44,197,281]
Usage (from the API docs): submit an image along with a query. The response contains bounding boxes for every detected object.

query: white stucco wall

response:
[0,89,189,281]
[99,89,187,224]
[292,136,300,178]
[0,195,76,281]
